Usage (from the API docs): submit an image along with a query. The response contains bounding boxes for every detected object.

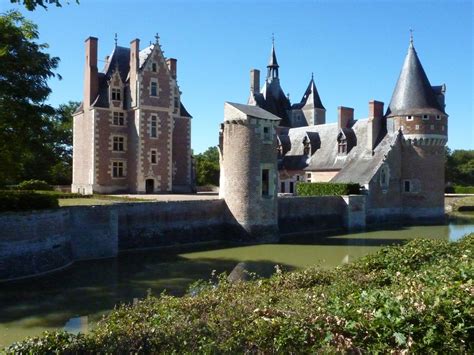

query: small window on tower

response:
[422,115,429,120]
[113,112,125,126]
[436,115,441,120]
[150,149,158,164]
[430,125,435,130]
[113,136,125,151]
[152,63,157,72]
[150,81,158,97]
[111,88,121,101]
[261,169,270,196]
[415,125,420,130]
[404,180,411,193]
[406,115,413,121]
[150,115,158,138]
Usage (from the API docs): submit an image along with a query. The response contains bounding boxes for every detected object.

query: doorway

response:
[145,179,154,194]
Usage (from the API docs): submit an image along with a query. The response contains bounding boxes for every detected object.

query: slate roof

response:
[386,42,445,117]
[279,118,396,186]
[300,77,325,110]
[226,102,282,121]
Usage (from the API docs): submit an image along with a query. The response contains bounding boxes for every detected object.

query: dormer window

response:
[150,81,158,97]
[406,115,413,121]
[338,139,347,154]
[152,63,157,72]
[303,136,310,155]
[111,88,121,101]
[422,115,429,120]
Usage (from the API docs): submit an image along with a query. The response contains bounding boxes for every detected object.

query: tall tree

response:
[194,146,220,186]
[0,10,60,185]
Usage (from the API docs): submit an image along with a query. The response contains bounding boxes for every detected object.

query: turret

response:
[386,36,448,147]
[300,74,326,125]
[219,102,281,241]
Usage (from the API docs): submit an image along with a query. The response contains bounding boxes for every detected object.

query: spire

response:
[267,35,279,80]
[300,74,325,110]
[387,37,444,116]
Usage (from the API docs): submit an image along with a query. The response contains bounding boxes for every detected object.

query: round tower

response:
[219,102,281,241]
[386,37,448,219]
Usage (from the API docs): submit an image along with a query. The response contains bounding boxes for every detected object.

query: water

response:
[1,215,473,347]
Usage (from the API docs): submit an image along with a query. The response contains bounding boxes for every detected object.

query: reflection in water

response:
[0,218,473,347]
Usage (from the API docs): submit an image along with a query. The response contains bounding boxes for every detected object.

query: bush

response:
[0,191,59,212]
[296,182,360,196]
[445,185,474,194]
[7,234,472,353]
[34,191,91,199]
[16,179,53,191]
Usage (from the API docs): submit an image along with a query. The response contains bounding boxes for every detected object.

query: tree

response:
[194,146,220,186]
[0,10,60,185]
[445,147,474,186]
[10,0,79,11]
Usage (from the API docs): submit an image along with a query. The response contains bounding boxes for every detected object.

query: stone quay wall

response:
[0,195,366,281]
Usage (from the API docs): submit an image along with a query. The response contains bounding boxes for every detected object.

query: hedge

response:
[0,191,59,212]
[445,185,474,194]
[296,182,360,196]
[6,235,473,353]
[16,179,53,191]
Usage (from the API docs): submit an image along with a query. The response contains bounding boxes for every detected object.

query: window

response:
[404,180,411,193]
[380,165,390,189]
[289,181,294,194]
[422,115,429,120]
[113,112,125,126]
[338,139,347,154]
[150,115,157,138]
[150,150,157,164]
[430,124,435,130]
[150,81,158,97]
[415,125,420,130]
[442,125,445,131]
[111,88,121,101]
[280,182,285,193]
[406,115,413,121]
[263,126,271,142]
[436,115,441,120]
[261,169,269,196]
[112,161,124,178]
[152,63,157,72]
[296,175,300,181]
[174,97,179,109]
[113,136,124,151]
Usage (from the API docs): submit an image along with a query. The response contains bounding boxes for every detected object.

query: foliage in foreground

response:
[446,185,474,194]
[7,235,473,353]
[194,146,220,186]
[296,182,360,196]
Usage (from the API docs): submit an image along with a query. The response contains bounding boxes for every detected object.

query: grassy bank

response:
[6,235,473,353]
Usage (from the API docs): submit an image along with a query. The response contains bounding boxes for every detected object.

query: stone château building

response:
[232,37,448,221]
[72,35,193,194]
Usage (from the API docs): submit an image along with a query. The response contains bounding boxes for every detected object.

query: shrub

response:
[16,179,53,191]
[445,185,474,194]
[34,191,91,199]
[0,191,59,212]
[7,234,472,353]
[296,182,360,196]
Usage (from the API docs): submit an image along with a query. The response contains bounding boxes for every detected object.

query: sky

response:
[4,0,473,153]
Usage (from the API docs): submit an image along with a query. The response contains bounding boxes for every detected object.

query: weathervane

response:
[271,32,275,45]
[409,28,414,46]
[114,33,118,47]
[155,33,160,43]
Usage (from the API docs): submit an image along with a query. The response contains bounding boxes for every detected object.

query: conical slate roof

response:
[267,43,279,68]
[387,41,445,116]
[301,77,325,110]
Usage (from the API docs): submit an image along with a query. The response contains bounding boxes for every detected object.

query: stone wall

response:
[0,195,368,281]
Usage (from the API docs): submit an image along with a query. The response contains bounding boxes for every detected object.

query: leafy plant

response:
[16,179,52,191]
[296,182,360,196]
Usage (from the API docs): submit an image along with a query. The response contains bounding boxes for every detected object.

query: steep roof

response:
[386,41,445,116]
[267,43,279,68]
[300,77,325,110]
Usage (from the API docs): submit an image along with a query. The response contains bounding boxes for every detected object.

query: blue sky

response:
[4,0,473,153]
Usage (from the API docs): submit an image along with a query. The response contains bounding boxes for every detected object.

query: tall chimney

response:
[337,106,354,129]
[367,100,384,151]
[166,58,177,79]
[83,37,98,108]
[250,69,260,94]
[130,38,140,107]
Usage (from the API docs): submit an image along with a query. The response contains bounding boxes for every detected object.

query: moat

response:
[1,215,473,347]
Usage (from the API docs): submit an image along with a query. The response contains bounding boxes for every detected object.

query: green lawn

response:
[59,198,119,207]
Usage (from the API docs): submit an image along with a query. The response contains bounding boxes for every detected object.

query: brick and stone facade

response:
[72,36,193,194]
